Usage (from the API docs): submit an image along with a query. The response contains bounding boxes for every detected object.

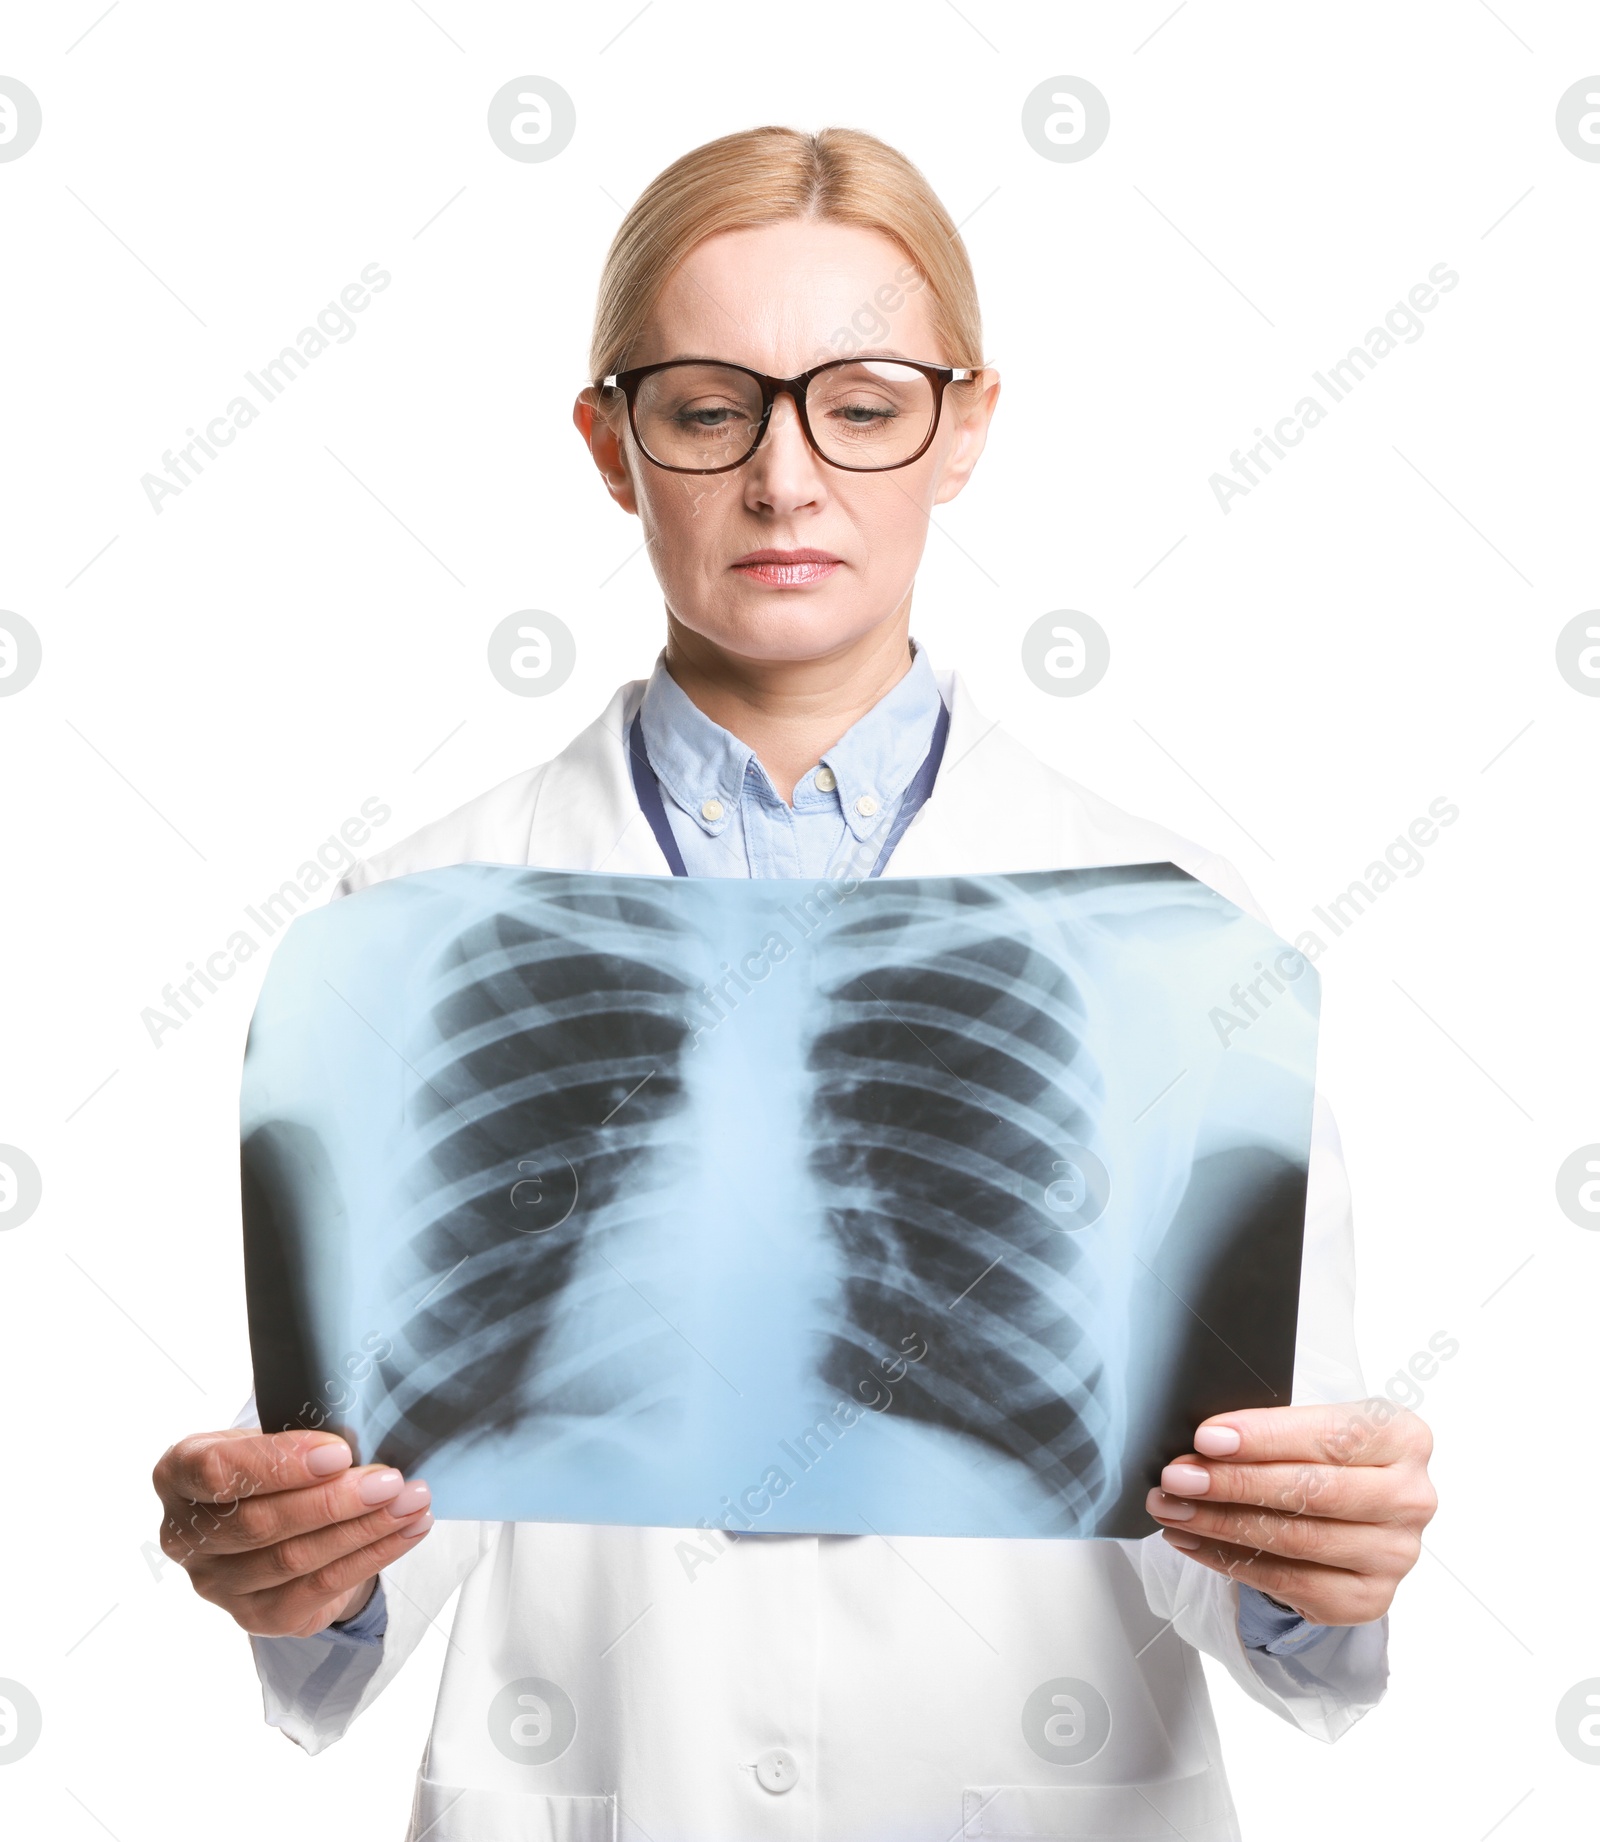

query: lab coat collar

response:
[525,680,666,874]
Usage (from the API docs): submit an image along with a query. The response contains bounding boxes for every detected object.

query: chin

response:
[679,586,887,664]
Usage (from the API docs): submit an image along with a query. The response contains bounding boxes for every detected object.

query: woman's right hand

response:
[151,1428,432,1638]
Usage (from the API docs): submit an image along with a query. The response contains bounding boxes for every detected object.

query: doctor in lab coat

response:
[152,125,1435,1841]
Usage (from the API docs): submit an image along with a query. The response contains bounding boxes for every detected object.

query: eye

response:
[831,400,897,425]
[668,397,755,434]
[677,404,737,426]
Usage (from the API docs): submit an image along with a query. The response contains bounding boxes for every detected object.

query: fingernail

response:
[357,1468,403,1506]
[1194,1424,1241,1457]
[398,1509,433,1539]
[1163,1529,1201,1550]
[306,1440,352,1477]
[1146,1488,1196,1521]
[387,1479,431,1518]
[1161,1463,1211,1496]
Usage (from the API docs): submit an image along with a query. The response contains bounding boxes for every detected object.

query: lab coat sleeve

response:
[248,1519,493,1755]
[228,1393,496,1755]
[1122,851,1391,1744]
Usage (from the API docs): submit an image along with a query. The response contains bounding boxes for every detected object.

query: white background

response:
[0,2,1595,1837]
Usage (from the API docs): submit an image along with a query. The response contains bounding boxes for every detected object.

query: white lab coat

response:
[246,670,1388,1842]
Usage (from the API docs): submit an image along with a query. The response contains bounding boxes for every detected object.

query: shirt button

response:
[700,798,724,822]
[856,794,879,818]
[755,1748,799,1794]
[814,766,837,793]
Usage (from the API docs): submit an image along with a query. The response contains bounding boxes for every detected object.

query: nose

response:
[741,389,827,516]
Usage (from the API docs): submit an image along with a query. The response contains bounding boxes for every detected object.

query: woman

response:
[153,127,1435,1841]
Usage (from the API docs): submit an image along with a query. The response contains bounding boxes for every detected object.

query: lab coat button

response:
[814,766,837,792]
[701,798,724,822]
[755,1747,799,1793]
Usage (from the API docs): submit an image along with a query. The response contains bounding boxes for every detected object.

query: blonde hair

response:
[588,126,983,381]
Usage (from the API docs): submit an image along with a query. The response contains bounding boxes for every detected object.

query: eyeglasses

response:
[598,357,976,475]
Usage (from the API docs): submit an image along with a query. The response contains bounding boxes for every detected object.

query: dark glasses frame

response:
[597,356,977,475]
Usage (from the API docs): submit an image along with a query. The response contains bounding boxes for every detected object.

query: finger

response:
[161,1465,427,1562]
[1191,1401,1432,1469]
[231,1514,435,1639]
[154,1428,353,1511]
[192,1489,433,1597]
[1156,1529,1395,1626]
[1154,1455,1430,1525]
[1145,1488,1421,1572]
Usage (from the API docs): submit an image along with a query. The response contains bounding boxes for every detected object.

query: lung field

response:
[369,887,697,1475]
[807,904,1111,1524]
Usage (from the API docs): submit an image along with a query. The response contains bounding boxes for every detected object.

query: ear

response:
[572,387,639,515]
[931,368,1001,508]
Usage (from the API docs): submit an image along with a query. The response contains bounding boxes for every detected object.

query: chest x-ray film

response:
[240,863,1319,1540]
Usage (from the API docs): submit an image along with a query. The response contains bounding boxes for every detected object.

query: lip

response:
[730,547,842,587]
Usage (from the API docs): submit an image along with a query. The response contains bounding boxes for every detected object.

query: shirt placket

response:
[742,760,803,879]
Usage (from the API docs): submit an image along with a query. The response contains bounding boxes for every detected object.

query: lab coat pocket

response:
[962,1769,1236,1840]
[406,1778,616,1841]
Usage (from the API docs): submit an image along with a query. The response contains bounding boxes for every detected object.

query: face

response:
[573,218,1000,670]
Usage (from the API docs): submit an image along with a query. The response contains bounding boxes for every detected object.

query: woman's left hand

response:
[1145,1401,1437,1626]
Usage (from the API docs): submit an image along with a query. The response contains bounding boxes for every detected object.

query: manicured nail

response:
[306,1440,352,1477]
[1163,1529,1201,1550]
[1161,1463,1211,1496]
[1194,1424,1241,1457]
[387,1479,431,1518]
[1146,1488,1196,1521]
[398,1510,433,1539]
[357,1468,403,1506]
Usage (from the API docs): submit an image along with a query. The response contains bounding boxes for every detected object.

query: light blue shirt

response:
[327,643,1324,1655]
[636,642,945,879]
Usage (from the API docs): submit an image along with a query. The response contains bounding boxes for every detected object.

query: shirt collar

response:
[636,643,944,840]
[811,643,944,840]
[638,658,754,838]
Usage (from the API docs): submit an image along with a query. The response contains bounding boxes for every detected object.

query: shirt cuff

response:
[1237,1583,1332,1655]
[321,1577,388,1647]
